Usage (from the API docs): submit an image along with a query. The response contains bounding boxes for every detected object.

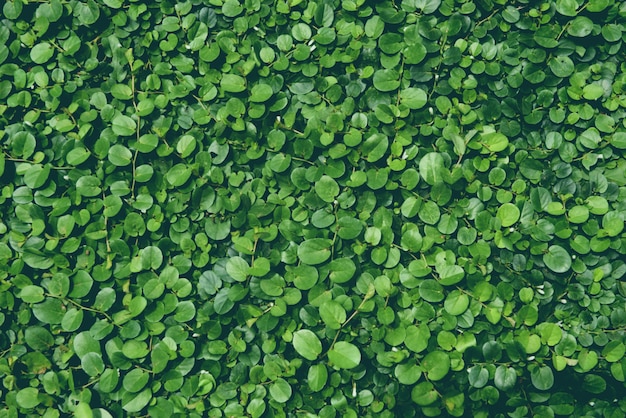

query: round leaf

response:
[315,175,340,203]
[543,245,572,273]
[328,341,361,369]
[297,239,332,265]
[293,329,323,361]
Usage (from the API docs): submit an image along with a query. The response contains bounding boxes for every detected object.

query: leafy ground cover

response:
[2,0,626,416]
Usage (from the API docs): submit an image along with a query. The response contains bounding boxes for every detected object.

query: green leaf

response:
[568,16,594,37]
[76,175,102,197]
[61,308,84,332]
[327,258,357,283]
[400,88,428,109]
[24,164,50,189]
[411,382,438,406]
[315,175,340,203]
[226,256,249,282]
[419,152,445,185]
[292,329,323,361]
[395,362,422,385]
[543,245,572,273]
[111,84,133,100]
[419,280,444,302]
[373,69,400,92]
[73,331,101,358]
[468,366,489,388]
[222,0,243,17]
[578,349,599,372]
[602,341,625,363]
[221,74,246,92]
[307,363,328,392]
[269,378,292,403]
[108,144,133,166]
[22,248,54,270]
[122,388,152,413]
[444,290,469,316]
[405,324,430,353]
[66,147,91,166]
[422,351,450,381]
[582,374,606,394]
[494,365,517,391]
[497,203,520,227]
[556,0,579,15]
[328,341,361,369]
[25,325,54,350]
[111,114,137,136]
[530,365,554,391]
[549,55,575,77]
[297,239,332,265]
[250,84,273,102]
[123,368,150,392]
[480,132,509,153]
[31,42,55,64]
[141,246,163,270]
[362,133,389,163]
[319,300,346,329]
[82,352,105,376]
[438,264,465,286]
[583,84,604,100]
[19,285,45,303]
[166,163,192,187]
[16,387,40,409]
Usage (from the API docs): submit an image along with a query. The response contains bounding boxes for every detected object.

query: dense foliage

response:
[2,0,626,416]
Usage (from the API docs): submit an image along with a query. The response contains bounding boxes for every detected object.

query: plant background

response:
[1,0,626,416]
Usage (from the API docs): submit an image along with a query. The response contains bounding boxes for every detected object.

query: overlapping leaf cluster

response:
[2,0,626,416]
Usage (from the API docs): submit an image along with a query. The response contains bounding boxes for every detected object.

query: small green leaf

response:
[108,144,133,166]
[411,382,438,406]
[543,245,572,273]
[66,147,91,166]
[250,84,273,102]
[25,326,54,350]
[292,329,323,361]
[373,69,400,92]
[497,203,520,227]
[111,114,137,136]
[549,56,575,77]
[444,290,470,316]
[328,341,361,369]
[319,300,346,330]
[405,324,430,353]
[567,16,594,37]
[221,74,246,92]
[298,239,332,265]
[307,363,328,392]
[422,351,450,381]
[602,341,625,363]
[76,176,102,197]
[16,387,40,409]
[556,0,578,15]
[226,256,249,282]
[400,88,428,109]
[494,365,517,391]
[82,352,105,376]
[19,285,45,303]
[166,163,192,187]
[122,388,152,413]
[530,365,554,391]
[31,42,55,64]
[269,378,292,402]
[315,175,340,203]
[419,152,445,185]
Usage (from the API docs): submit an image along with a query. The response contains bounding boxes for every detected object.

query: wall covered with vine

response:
[2,0,626,416]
